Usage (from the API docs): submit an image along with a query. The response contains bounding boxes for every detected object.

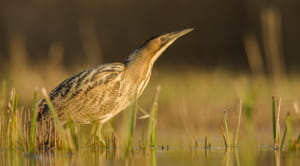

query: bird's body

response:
[36,28,193,148]
[38,62,150,124]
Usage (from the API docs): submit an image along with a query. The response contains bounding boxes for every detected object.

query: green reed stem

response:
[66,121,78,150]
[223,110,231,147]
[280,112,292,150]
[148,85,160,148]
[29,90,38,152]
[272,96,277,145]
[126,98,138,154]
[42,88,63,133]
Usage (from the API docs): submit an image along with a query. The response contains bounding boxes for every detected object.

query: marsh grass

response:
[269,97,300,151]
[222,110,232,147]
[147,85,160,148]
[278,102,300,151]
[294,104,300,149]
[29,90,38,152]
[0,88,31,151]
[40,88,77,152]
[272,96,281,149]
[234,100,242,145]
[6,89,19,149]
[1,75,300,154]
[65,120,79,150]
[280,112,291,149]
[124,98,138,155]
[0,81,185,153]
[0,85,78,152]
[221,101,242,148]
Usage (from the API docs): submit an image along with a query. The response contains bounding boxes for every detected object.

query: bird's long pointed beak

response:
[149,28,193,63]
[168,28,194,41]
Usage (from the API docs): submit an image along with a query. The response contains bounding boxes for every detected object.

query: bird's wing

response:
[37,63,125,121]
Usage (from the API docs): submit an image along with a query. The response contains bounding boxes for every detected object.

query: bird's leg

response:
[88,123,105,148]
[95,123,104,143]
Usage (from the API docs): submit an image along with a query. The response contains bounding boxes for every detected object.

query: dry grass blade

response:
[7,89,19,149]
[223,110,231,147]
[272,96,282,149]
[234,100,242,146]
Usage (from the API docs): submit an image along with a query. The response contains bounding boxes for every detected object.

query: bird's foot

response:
[87,133,106,149]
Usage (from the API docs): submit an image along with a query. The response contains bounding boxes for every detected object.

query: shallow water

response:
[1,145,300,166]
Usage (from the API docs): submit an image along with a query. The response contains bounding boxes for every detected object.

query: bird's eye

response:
[160,36,167,42]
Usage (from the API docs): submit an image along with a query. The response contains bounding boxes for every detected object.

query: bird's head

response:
[126,28,194,66]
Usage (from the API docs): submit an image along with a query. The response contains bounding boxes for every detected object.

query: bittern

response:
[36,28,193,148]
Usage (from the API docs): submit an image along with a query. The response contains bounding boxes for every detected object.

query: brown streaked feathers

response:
[37,63,125,124]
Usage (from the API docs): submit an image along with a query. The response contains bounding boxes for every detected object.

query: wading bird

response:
[36,28,193,149]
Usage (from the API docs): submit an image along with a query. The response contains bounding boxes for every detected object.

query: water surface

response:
[1,145,299,166]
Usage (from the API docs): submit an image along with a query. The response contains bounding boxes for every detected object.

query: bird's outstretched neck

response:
[125,49,156,79]
[125,28,194,76]
[124,28,194,98]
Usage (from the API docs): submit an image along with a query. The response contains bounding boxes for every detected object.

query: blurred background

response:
[1,0,299,71]
[1,0,300,144]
